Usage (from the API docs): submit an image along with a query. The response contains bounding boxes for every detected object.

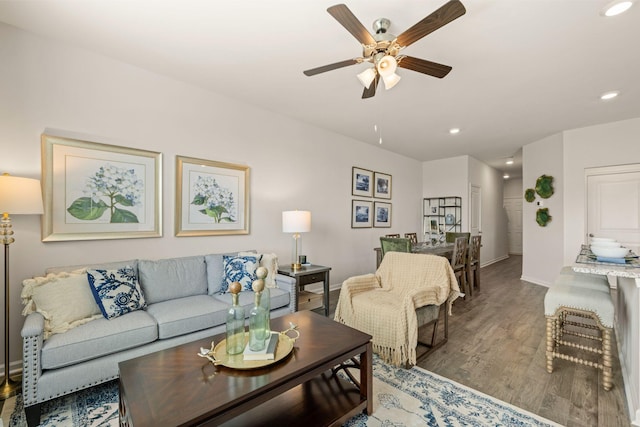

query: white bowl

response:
[591,246,629,258]
[590,237,617,243]
[590,241,621,248]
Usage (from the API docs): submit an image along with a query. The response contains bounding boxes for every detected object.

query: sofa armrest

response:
[275,273,298,312]
[21,312,45,406]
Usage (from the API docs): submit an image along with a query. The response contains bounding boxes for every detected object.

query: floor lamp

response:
[0,173,43,400]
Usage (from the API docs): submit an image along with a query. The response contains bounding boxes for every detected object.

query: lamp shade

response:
[282,210,311,233]
[357,68,376,89]
[382,73,401,90]
[0,174,43,215]
[376,55,398,77]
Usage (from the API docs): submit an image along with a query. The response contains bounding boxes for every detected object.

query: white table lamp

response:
[282,210,311,270]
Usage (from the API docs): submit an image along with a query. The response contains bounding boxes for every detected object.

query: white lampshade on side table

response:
[282,210,311,270]
[0,173,43,399]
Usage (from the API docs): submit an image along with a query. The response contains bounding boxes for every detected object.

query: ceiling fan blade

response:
[398,56,452,78]
[396,0,466,48]
[327,4,376,46]
[303,59,360,76]
[362,75,379,99]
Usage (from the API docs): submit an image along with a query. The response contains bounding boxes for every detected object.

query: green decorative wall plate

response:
[524,188,536,203]
[535,175,554,199]
[536,208,552,227]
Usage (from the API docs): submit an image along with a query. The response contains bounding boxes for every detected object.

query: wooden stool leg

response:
[546,316,555,373]
[602,328,613,391]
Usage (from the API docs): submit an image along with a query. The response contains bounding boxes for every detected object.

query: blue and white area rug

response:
[2,358,560,427]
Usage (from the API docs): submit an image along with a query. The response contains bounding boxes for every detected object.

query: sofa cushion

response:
[222,255,260,293]
[145,295,229,339]
[21,269,102,339]
[213,288,290,316]
[238,252,279,288]
[205,251,243,295]
[87,266,147,319]
[41,310,158,369]
[138,255,207,304]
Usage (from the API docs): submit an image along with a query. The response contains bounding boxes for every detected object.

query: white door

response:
[504,197,523,255]
[586,165,640,254]
[470,185,482,236]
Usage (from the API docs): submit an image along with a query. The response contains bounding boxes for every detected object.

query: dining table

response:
[374,242,454,269]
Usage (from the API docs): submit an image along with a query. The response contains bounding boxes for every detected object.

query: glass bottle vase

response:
[226,284,245,355]
[249,291,268,351]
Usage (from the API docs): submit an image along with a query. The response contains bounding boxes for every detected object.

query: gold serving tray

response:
[198,325,300,370]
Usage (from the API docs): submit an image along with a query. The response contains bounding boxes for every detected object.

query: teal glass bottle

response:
[249,279,268,351]
[256,267,270,336]
[225,282,245,355]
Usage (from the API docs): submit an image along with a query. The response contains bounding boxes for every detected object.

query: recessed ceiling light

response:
[601,91,620,100]
[449,128,460,135]
[503,174,510,179]
[505,158,514,165]
[602,0,633,16]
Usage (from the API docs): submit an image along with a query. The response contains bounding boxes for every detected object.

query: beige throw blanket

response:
[334,252,460,366]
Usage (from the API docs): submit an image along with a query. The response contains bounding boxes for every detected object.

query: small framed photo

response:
[374,202,391,228]
[41,134,162,242]
[351,199,372,228]
[352,167,373,197]
[374,172,392,199]
[430,219,439,232]
[176,155,250,236]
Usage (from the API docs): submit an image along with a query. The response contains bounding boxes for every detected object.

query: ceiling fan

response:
[303,0,466,99]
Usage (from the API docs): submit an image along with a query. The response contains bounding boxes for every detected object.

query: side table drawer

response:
[299,273,325,286]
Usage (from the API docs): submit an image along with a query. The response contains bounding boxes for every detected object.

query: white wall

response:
[504,178,523,199]
[0,24,423,370]
[522,133,564,286]
[521,117,640,286]
[422,155,469,233]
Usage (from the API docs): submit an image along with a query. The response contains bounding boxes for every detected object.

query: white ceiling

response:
[2,0,639,179]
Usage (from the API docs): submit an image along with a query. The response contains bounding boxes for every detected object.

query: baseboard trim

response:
[520,275,552,287]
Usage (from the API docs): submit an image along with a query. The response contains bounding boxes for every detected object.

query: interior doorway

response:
[504,197,523,255]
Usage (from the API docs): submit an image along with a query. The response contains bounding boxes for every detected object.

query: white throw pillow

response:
[238,252,279,288]
[21,269,102,339]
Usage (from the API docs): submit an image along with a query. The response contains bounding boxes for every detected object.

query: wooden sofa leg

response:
[25,403,41,427]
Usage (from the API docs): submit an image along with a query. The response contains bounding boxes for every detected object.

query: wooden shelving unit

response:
[423,196,462,237]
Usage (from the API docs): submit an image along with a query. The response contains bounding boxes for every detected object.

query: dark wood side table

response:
[278,264,331,316]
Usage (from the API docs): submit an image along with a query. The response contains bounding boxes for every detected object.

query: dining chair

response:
[385,233,400,238]
[467,235,481,296]
[380,237,411,258]
[445,232,470,244]
[450,236,469,298]
[404,233,418,245]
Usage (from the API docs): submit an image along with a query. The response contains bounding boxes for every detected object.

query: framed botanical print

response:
[374,172,392,199]
[175,155,250,236]
[352,167,373,197]
[41,134,162,242]
[351,199,372,228]
[374,202,391,228]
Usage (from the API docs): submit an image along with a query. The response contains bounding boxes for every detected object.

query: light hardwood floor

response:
[327,255,630,427]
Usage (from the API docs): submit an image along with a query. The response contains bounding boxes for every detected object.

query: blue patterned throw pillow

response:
[221,255,260,293]
[87,266,146,319]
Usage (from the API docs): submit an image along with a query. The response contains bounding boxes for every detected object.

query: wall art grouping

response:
[351,166,392,228]
[41,134,249,242]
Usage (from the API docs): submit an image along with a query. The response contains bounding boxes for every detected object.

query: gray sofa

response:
[20,251,297,426]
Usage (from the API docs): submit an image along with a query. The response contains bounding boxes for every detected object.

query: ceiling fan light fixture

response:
[382,73,401,90]
[602,0,633,16]
[601,90,620,100]
[376,55,398,77]
[357,67,377,88]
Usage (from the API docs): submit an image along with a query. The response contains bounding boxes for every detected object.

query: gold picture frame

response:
[41,134,162,242]
[175,155,250,236]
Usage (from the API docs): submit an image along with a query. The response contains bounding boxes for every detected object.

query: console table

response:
[278,264,331,316]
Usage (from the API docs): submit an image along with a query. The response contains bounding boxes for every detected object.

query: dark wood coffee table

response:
[118,311,372,427]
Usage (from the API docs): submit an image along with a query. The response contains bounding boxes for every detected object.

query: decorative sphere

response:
[229,282,242,295]
[256,267,268,279]
[252,278,265,293]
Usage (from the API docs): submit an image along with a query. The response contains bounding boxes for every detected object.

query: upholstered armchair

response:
[334,252,460,367]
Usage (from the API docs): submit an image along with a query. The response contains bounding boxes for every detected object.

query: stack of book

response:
[243,332,279,361]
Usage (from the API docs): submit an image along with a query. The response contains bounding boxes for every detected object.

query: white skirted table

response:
[573,254,640,426]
